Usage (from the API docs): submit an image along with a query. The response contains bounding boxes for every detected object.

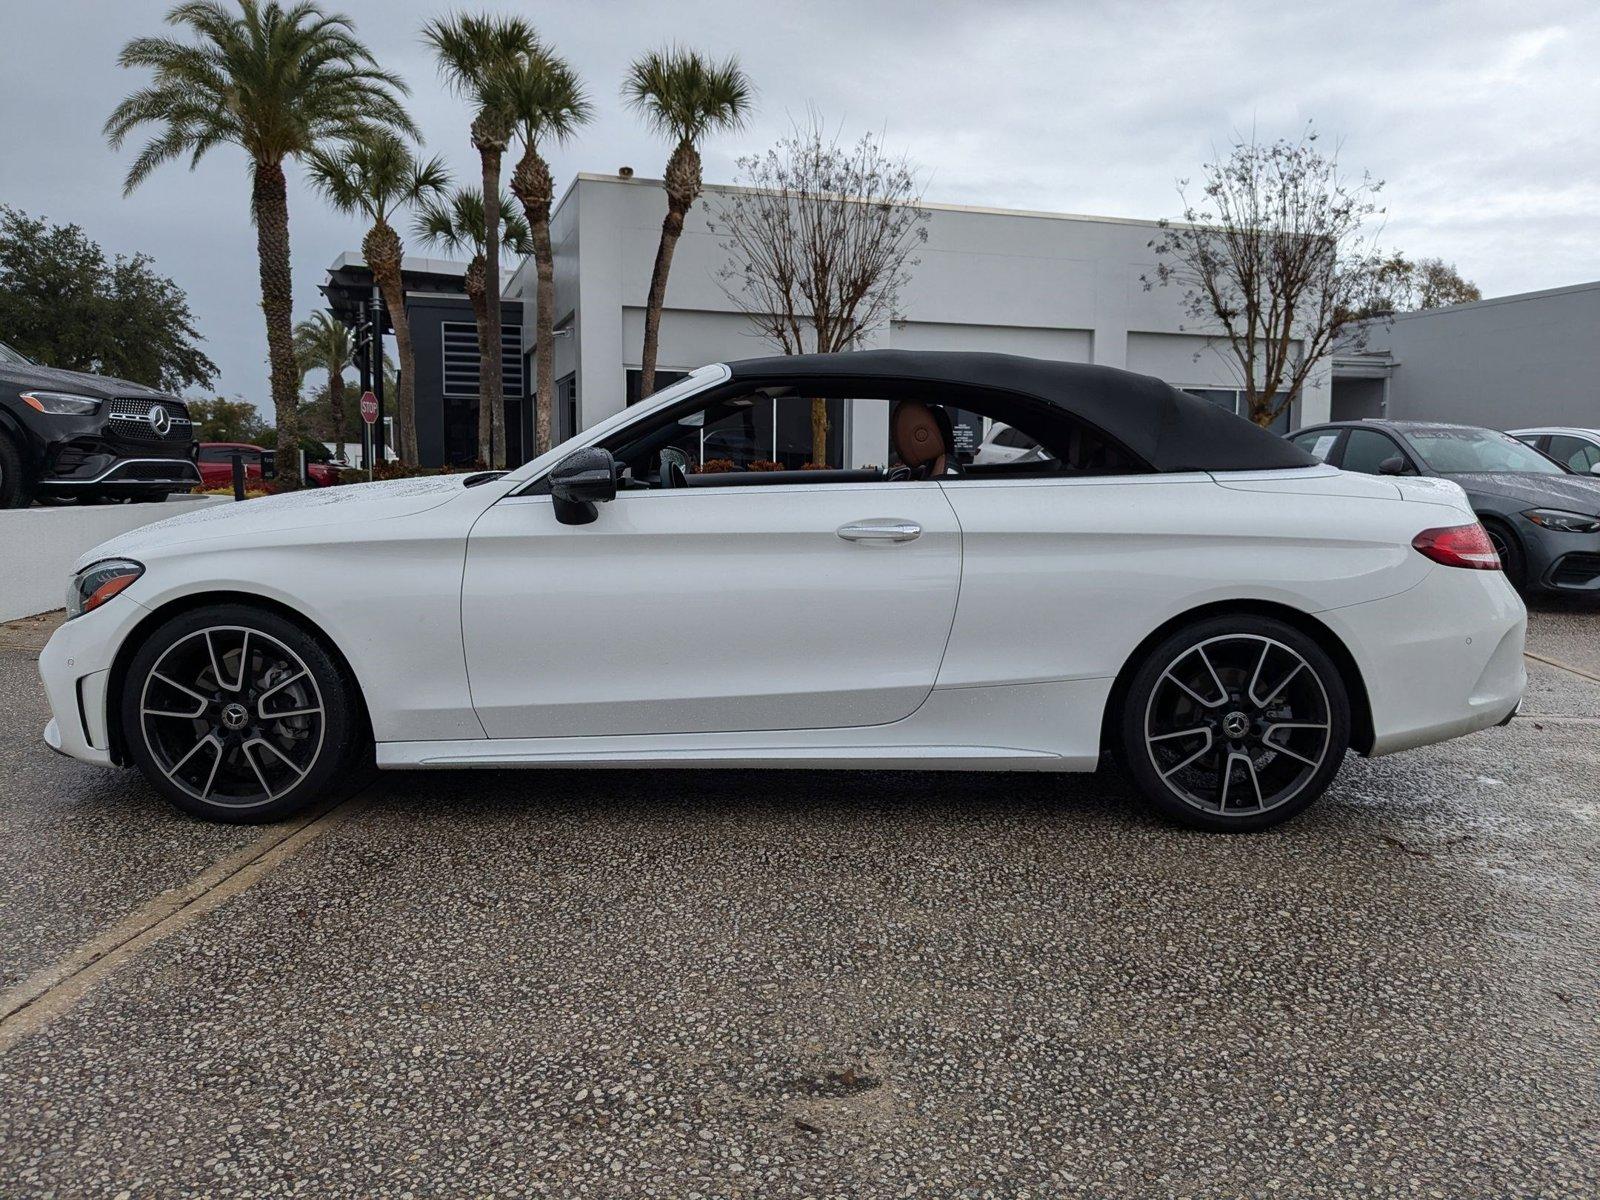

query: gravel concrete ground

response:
[1,603,1596,1198]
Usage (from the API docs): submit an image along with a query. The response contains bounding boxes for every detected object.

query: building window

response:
[557,372,578,440]
[1182,387,1292,433]
[441,322,526,398]
[626,368,690,406]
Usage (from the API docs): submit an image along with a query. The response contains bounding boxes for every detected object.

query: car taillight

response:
[1412,523,1502,570]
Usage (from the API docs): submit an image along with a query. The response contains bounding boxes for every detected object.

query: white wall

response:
[510,173,1334,433]
[888,321,1093,361]
[0,497,227,621]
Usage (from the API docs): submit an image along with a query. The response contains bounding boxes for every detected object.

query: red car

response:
[197,443,342,489]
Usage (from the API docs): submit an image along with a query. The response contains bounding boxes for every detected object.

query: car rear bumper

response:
[1319,565,1526,757]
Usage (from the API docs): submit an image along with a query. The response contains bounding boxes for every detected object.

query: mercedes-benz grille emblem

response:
[147,404,172,437]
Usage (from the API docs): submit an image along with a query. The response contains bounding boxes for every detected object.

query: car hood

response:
[0,361,178,401]
[1444,472,1600,513]
[77,474,475,568]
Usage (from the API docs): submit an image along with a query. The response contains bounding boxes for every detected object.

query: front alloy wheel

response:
[1121,616,1350,831]
[122,605,363,822]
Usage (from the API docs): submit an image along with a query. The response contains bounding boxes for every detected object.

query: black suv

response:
[0,340,201,507]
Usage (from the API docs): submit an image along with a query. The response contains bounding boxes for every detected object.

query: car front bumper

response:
[15,402,200,493]
[1541,548,1600,591]
[41,454,202,492]
[37,594,153,768]
[1517,520,1600,593]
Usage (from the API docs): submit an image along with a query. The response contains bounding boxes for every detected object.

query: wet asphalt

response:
[0,605,1596,1198]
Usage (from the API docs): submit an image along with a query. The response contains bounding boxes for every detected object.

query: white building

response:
[505,172,1326,464]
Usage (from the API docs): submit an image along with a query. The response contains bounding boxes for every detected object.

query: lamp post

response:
[370,287,386,463]
[354,303,372,471]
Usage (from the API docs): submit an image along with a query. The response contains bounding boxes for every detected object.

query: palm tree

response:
[503,46,592,457]
[305,134,450,463]
[422,14,538,465]
[624,47,753,396]
[413,188,533,466]
[292,312,353,462]
[106,0,414,488]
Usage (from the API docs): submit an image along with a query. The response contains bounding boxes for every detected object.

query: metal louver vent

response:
[442,323,524,398]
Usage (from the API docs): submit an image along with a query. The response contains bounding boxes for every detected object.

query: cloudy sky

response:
[4,0,1597,405]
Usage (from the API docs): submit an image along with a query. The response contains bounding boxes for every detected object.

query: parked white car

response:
[972,421,1051,466]
[1508,427,1600,476]
[40,352,1526,831]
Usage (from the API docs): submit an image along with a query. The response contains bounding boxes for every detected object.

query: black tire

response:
[1119,614,1350,832]
[1481,518,1526,592]
[0,431,35,508]
[120,604,367,823]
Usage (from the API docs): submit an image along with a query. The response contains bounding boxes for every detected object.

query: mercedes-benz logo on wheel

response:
[147,404,172,436]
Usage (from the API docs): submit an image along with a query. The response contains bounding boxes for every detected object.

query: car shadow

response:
[359,762,1149,829]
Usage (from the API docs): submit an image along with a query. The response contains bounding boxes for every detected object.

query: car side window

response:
[606,386,1142,491]
[1289,430,1340,463]
[1339,429,1409,475]
[1547,435,1600,472]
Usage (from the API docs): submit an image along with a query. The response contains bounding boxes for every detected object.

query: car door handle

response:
[836,519,922,543]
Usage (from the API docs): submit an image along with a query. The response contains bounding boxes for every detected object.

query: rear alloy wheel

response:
[1120,615,1350,831]
[121,605,364,822]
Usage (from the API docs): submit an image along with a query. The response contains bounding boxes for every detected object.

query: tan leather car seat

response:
[891,401,955,478]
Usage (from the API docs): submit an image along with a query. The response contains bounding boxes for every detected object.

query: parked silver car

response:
[1509,427,1600,476]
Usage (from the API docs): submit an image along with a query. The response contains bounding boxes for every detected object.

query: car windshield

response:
[0,340,32,366]
[1406,427,1566,474]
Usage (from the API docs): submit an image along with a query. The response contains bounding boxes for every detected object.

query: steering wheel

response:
[659,448,690,489]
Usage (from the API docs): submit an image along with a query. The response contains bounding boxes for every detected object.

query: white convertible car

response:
[40,352,1526,831]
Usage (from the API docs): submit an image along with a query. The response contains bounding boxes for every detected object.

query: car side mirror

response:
[549,446,617,525]
[1590,462,1600,477]
[1377,456,1406,476]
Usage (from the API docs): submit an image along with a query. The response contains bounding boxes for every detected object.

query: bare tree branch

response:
[1144,126,1386,427]
[709,115,930,460]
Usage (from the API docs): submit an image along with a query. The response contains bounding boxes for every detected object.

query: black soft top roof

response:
[725,350,1314,473]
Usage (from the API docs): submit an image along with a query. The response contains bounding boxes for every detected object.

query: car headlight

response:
[66,559,144,620]
[20,391,101,415]
[1523,508,1600,533]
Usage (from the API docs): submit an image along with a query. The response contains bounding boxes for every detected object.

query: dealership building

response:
[1330,280,1600,429]
[323,172,1595,469]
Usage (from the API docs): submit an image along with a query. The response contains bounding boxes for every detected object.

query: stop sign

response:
[359,390,378,424]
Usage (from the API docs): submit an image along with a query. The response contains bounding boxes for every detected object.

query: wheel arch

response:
[1100,599,1376,757]
[0,409,38,502]
[1475,512,1526,587]
[104,590,372,766]
[0,404,33,444]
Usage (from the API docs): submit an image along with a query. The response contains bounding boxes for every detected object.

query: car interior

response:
[602,382,1145,490]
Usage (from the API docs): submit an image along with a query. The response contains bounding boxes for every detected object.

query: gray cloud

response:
[3,0,1596,407]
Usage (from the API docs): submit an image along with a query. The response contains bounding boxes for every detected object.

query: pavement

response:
[0,604,1597,1198]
